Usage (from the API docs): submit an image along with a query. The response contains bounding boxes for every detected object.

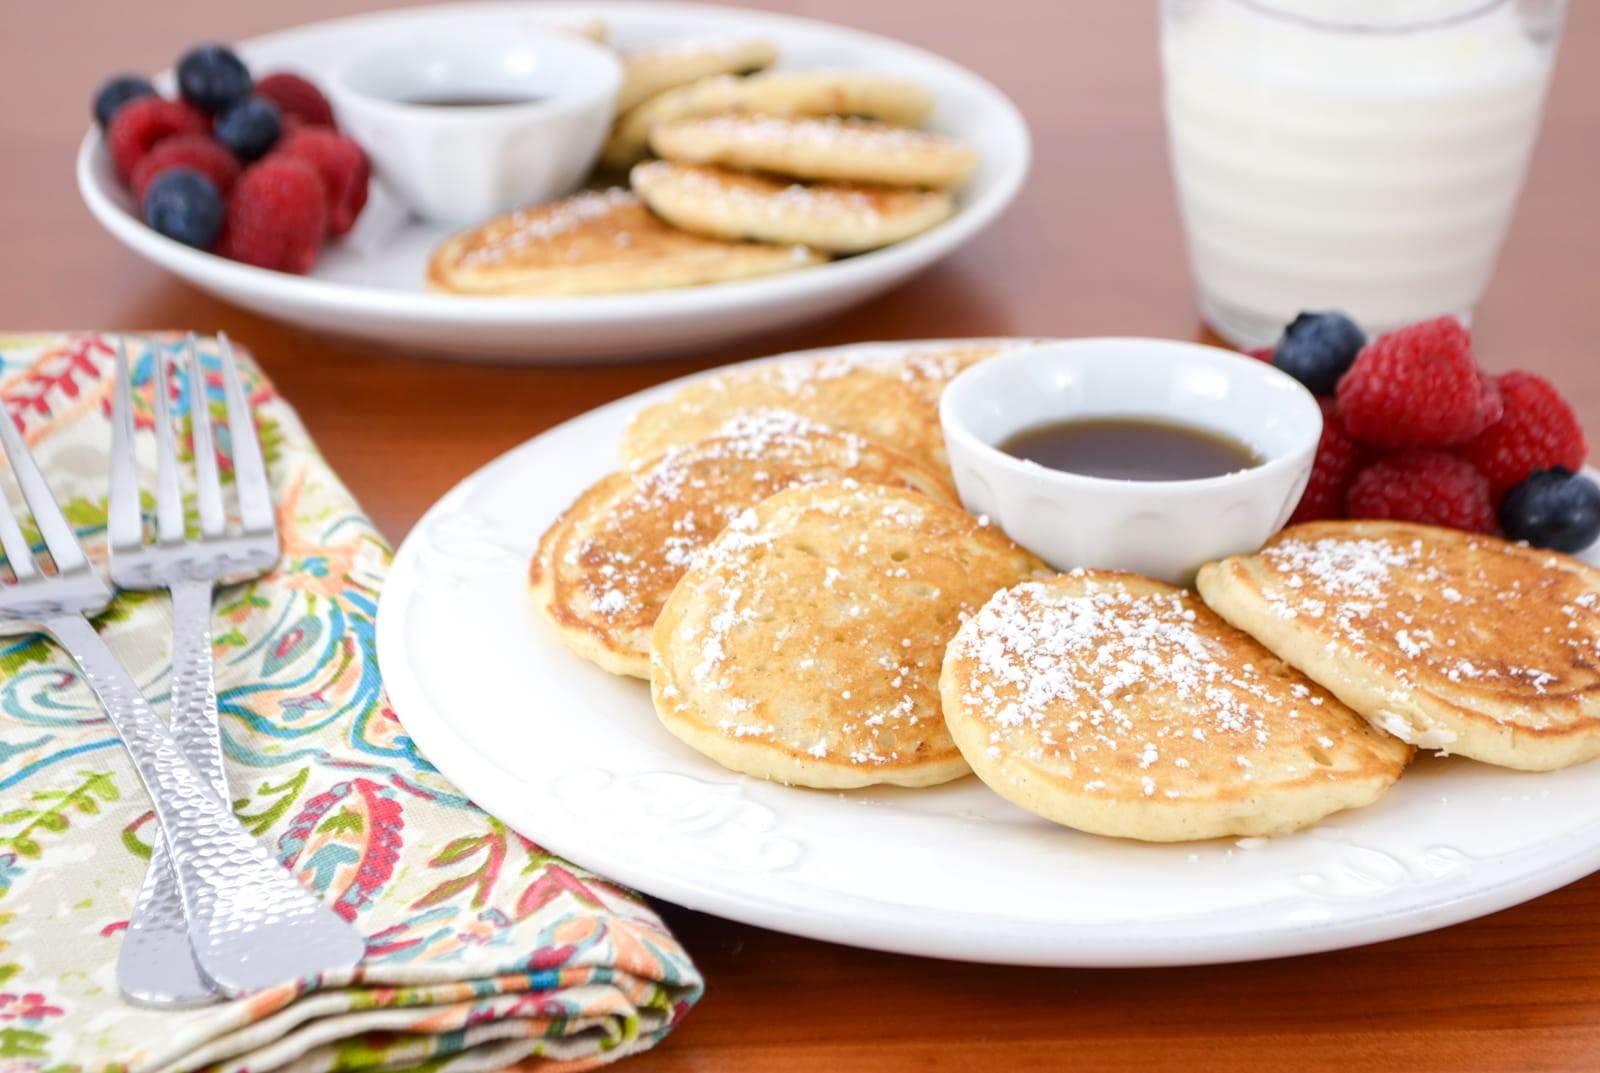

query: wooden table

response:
[6,2,1600,1069]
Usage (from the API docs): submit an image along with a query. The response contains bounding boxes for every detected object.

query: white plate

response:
[76,3,1029,363]
[376,340,1600,966]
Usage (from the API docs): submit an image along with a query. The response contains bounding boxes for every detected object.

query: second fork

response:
[110,334,364,1005]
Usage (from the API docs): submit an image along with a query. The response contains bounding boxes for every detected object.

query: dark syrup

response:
[999,417,1263,482]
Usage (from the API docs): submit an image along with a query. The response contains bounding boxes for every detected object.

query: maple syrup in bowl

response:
[940,338,1320,583]
[999,416,1264,482]
[330,29,621,224]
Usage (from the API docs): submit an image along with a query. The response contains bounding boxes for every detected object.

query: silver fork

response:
[107,334,365,1005]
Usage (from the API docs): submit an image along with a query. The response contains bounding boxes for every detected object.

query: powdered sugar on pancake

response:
[636,160,921,224]
[556,411,936,633]
[620,342,1027,473]
[641,343,1008,417]
[667,114,959,153]
[460,189,640,266]
[1256,532,1598,721]
[657,483,1040,775]
[947,574,1367,799]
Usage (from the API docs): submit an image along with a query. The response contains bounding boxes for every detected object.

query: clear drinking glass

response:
[1160,0,1567,348]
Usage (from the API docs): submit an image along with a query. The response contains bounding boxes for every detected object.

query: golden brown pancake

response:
[531,411,955,678]
[649,114,977,187]
[620,341,1018,478]
[1197,520,1600,771]
[427,189,824,296]
[616,37,780,114]
[603,69,934,171]
[630,161,954,252]
[651,482,1047,788]
[942,571,1411,841]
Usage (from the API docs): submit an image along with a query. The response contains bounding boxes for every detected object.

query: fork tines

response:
[0,392,93,583]
[109,333,276,555]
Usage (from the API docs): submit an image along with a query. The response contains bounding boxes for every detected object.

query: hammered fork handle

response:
[46,612,366,997]
[116,577,227,1006]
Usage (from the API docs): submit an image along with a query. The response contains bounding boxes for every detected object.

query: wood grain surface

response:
[3,2,1599,1069]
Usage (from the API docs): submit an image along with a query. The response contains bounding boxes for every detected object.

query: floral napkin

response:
[0,334,701,1073]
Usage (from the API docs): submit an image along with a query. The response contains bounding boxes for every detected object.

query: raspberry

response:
[1290,399,1368,523]
[1335,316,1503,448]
[1244,346,1274,364]
[106,96,208,179]
[218,157,327,273]
[1458,371,1587,503]
[256,72,337,129]
[130,134,240,205]
[1346,450,1496,533]
[274,128,368,235]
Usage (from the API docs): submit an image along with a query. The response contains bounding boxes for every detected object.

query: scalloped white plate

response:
[76,3,1028,363]
[376,339,1600,965]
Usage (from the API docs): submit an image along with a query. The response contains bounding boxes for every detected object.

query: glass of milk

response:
[1161,0,1567,348]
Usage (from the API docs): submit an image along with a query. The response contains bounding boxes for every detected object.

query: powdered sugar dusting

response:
[657,483,1039,772]
[636,160,939,227]
[666,113,965,155]
[950,576,1359,799]
[623,341,1030,470]
[1256,530,1600,726]
[460,188,640,266]
[550,411,940,651]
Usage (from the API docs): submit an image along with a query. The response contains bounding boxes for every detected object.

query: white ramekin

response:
[939,338,1322,584]
[329,28,621,226]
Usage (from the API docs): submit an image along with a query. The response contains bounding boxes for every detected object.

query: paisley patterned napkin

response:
[0,334,701,1073]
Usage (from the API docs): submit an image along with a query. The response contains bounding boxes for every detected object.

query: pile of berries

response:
[94,44,368,274]
[1252,312,1599,553]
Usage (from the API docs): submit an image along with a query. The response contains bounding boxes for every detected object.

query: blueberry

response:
[1500,467,1600,552]
[94,74,157,130]
[143,168,224,249]
[214,96,281,161]
[1273,311,1367,396]
[176,43,252,113]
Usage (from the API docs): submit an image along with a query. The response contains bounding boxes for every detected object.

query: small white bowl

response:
[329,28,621,225]
[940,339,1322,584]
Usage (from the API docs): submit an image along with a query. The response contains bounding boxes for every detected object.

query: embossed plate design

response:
[377,340,1600,966]
[76,3,1028,363]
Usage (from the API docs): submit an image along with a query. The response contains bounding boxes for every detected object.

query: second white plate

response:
[76,3,1029,363]
[376,339,1600,965]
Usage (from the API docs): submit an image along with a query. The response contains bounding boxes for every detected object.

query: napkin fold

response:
[0,333,701,1072]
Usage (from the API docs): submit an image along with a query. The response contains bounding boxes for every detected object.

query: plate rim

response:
[376,336,1600,966]
[75,1,1031,330]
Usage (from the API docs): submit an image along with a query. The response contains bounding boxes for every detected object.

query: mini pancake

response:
[651,482,1047,788]
[1197,520,1600,771]
[603,69,934,170]
[615,36,780,114]
[649,114,977,187]
[630,161,954,253]
[531,412,955,678]
[941,571,1412,842]
[427,189,824,296]
[620,341,1016,478]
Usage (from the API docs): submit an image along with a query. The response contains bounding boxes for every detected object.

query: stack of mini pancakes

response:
[531,342,1600,843]
[429,36,977,296]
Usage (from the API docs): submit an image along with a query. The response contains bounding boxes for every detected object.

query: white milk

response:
[1161,0,1564,346]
